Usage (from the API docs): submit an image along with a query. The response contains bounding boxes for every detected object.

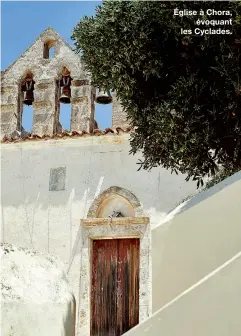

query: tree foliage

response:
[72,1,241,187]
[204,165,240,189]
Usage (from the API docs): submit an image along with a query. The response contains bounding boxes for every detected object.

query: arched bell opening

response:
[55,67,72,133]
[94,88,113,130]
[43,38,56,60]
[58,67,72,105]
[17,72,35,136]
[21,72,35,106]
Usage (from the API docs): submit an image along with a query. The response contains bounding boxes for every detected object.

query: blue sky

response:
[1,1,112,131]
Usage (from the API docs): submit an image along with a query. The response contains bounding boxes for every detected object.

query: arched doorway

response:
[80,187,151,336]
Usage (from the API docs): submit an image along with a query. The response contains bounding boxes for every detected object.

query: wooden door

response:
[91,238,140,336]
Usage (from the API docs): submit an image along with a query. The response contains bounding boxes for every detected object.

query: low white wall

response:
[125,252,241,336]
[1,243,76,336]
[3,302,76,336]
[124,172,241,336]
[152,171,241,312]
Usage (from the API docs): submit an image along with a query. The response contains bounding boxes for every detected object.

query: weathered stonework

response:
[33,101,52,109]
[1,86,17,94]
[71,97,89,104]
[112,92,130,129]
[72,80,89,87]
[1,28,130,139]
[82,216,149,227]
[87,186,143,218]
[70,85,95,133]
[36,83,52,90]
[0,86,19,136]
[1,105,16,113]
[1,112,15,123]
[0,27,94,138]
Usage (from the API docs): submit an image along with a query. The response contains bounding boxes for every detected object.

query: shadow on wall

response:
[1,144,199,213]
[177,170,241,214]
[156,170,241,228]
[62,294,76,336]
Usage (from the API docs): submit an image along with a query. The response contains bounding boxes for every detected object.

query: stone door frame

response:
[78,217,151,336]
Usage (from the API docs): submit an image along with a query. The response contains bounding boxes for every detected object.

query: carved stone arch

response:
[57,65,71,78]
[43,37,56,59]
[87,186,144,218]
[16,70,35,135]
[80,187,151,335]
[57,62,79,80]
[17,69,35,83]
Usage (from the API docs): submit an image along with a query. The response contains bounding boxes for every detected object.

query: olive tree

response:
[72,1,241,187]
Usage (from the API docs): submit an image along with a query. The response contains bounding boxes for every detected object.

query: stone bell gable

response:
[1,27,95,138]
[1,27,129,140]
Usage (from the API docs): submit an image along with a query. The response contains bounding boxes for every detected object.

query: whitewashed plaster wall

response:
[1,243,75,336]
[1,133,198,335]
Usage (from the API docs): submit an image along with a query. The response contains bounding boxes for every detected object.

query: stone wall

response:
[1,28,94,137]
[112,92,130,129]
[1,28,131,139]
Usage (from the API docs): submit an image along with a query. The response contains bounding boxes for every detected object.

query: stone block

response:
[1,86,17,95]
[1,104,15,113]
[112,92,130,129]
[71,80,89,87]
[1,112,14,123]
[71,97,88,104]
[49,167,66,191]
[36,83,53,90]
[33,113,51,124]
[71,85,90,98]
[1,124,10,136]
[33,101,52,109]
[32,124,54,136]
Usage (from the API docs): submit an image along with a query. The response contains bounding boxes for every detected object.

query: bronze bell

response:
[96,89,112,105]
[59,86,71,104]
[59,75,71,104]
[22,79,35,106]
[23,90,34,106]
